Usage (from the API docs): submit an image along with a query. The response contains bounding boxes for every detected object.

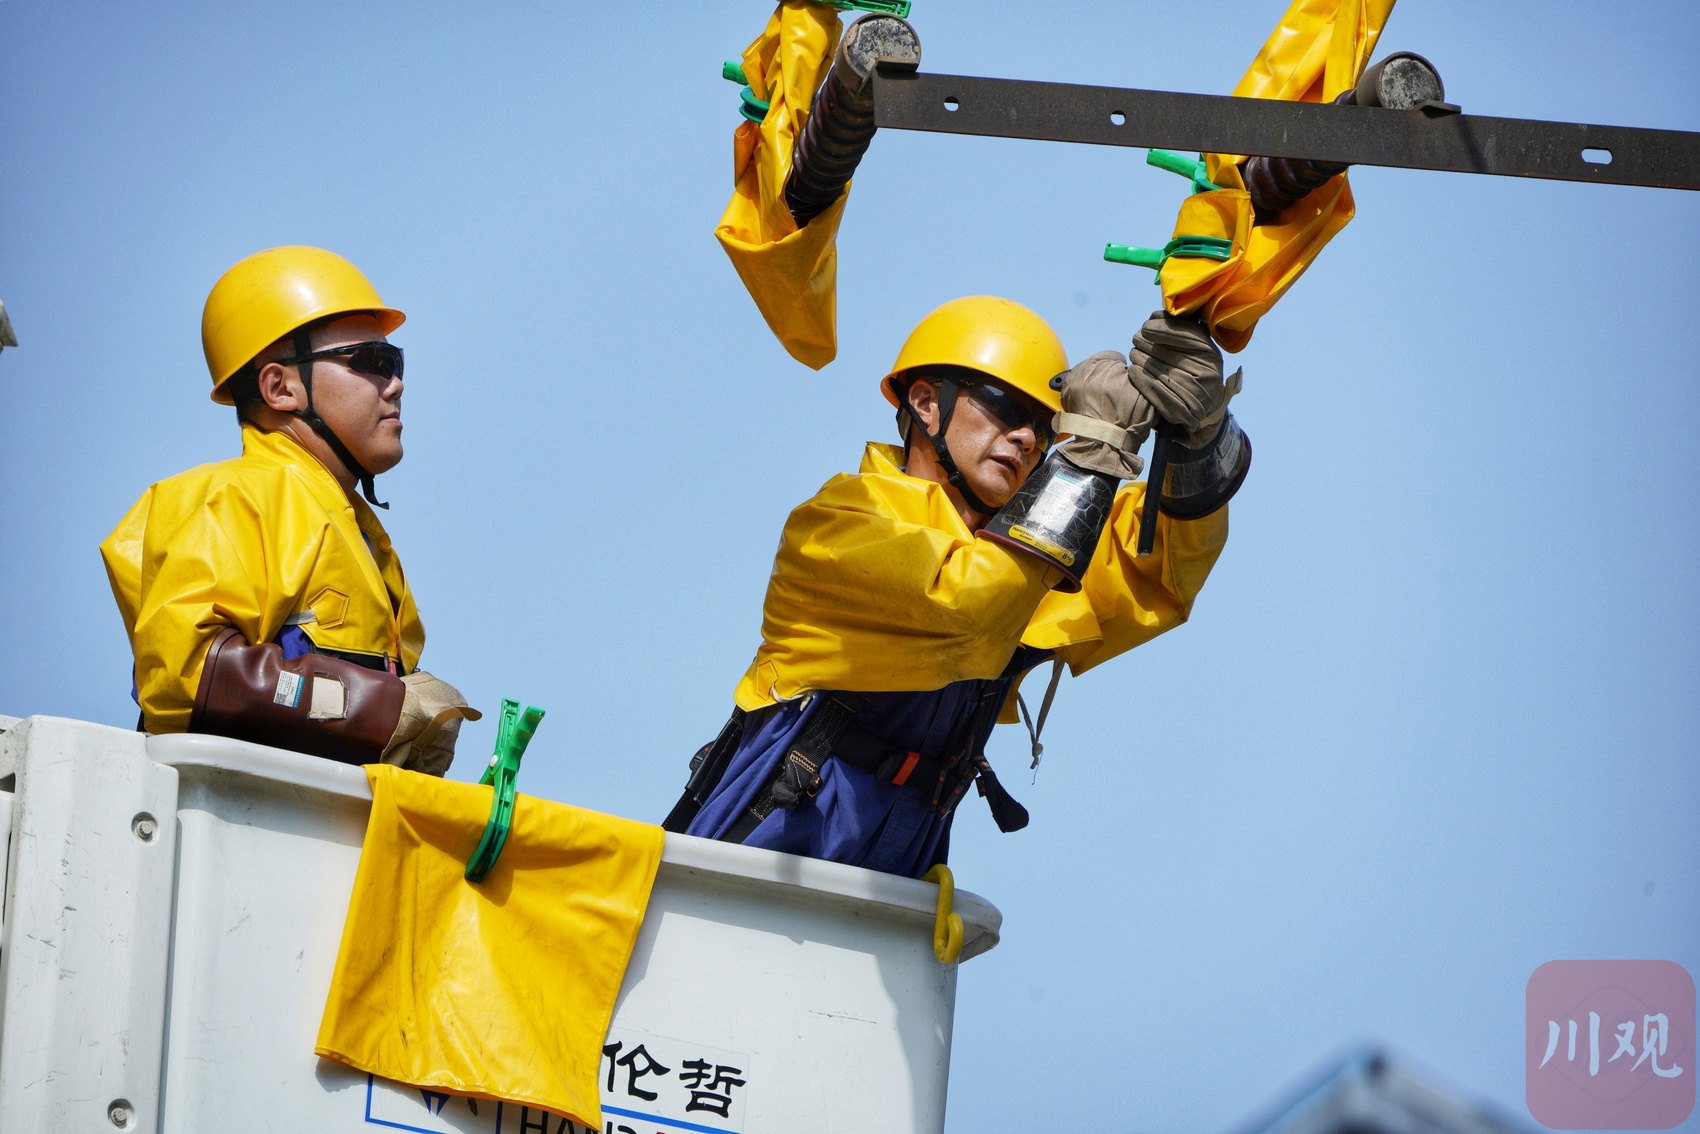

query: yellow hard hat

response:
[202,246,405,404]
[881,296,1067,414]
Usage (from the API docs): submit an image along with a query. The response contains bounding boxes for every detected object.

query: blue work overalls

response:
[683,646,1049,879]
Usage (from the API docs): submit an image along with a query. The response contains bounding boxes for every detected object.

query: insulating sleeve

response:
[190,628,406,764]
[980,452,1121,593]
[785,15,920,226]
[1159,413,1251,520]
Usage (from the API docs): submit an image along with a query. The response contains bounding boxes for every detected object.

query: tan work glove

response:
[1127,312,1243,444]
[382,671,482,777]
[1054,350,1156,479]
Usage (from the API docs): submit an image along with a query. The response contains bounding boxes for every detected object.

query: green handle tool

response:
[1103,149,1231,276]
[1105,235,1234,277]
[1146,148,1221,194]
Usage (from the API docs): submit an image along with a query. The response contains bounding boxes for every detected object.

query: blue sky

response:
[1,1,1696,1131]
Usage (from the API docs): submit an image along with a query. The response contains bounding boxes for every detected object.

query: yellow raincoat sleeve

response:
[1161,0,1395,351]
[714,2,846,369]
[102,427,426,734]
[734,445,1053,709]
[1021,482,1229,678]
[100,475,282,734]
[316,765,665,1130]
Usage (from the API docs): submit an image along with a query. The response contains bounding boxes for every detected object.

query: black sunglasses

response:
[276,341,404,382]
[956,379,1054,450]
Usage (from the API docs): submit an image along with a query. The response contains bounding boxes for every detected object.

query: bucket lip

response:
[146,732,1004,962]
[659,832,1002,960]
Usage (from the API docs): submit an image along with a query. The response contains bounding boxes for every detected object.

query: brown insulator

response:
[1242,90,1355,218]
[1241,53,1446,218]
[785,15,921,226]
[1242,152,1352,217]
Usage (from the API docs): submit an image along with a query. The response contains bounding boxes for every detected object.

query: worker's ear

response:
[906,377,941,436]
[255,361,307,414]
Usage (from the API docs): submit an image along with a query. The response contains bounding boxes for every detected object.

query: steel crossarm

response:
[870,70,1700,192]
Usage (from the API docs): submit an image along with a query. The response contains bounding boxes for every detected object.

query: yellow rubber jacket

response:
[101,425,424,733]
[1162,0,1396,351]
[715,1,846,370]
[733,444,1228,713]
[316,765,664,1130]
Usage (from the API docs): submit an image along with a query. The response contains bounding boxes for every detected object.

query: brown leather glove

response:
[191,629,406,764]
[1054,350,1154,479]
[381,672,481,777]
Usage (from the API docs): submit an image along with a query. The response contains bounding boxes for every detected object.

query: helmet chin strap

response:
[906,378,998,517]
[289,329,389,510]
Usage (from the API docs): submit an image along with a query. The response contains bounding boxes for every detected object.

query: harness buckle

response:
[770,746,823,809]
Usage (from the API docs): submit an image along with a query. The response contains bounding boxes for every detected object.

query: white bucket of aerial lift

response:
[0,715,1002,1134]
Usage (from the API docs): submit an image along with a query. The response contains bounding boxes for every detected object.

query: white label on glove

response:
[308,676,347,721]
[273,671,303,708]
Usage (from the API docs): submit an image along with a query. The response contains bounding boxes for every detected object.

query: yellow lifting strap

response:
[715,2,847,370]
[1160,0,1396,352]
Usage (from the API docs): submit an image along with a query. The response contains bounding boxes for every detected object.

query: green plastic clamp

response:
[822,0,913,16]
[1165,235,1235,259]
[739,86,771,124]
[1147,148,1220,194]
[721,60,770,124]
[464,698,546,883]
[1104,235,1234,279]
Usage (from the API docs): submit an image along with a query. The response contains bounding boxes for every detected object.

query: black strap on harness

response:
[661,707,748,833]
[964,683,1030,834]
[719,692,873,844]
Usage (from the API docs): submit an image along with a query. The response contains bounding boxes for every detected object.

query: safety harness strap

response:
[964,682,1029,833]
[719,679,1032,844]
[721,692,872,843]
[662,707,748,833]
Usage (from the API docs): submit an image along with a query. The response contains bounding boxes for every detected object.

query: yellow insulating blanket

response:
[316,765,665,1129]
[1162,0,1396,352]
[715,1,846,370]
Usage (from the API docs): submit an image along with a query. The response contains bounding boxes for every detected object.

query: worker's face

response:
[259,313,405,475]
[907,377,1046,510]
